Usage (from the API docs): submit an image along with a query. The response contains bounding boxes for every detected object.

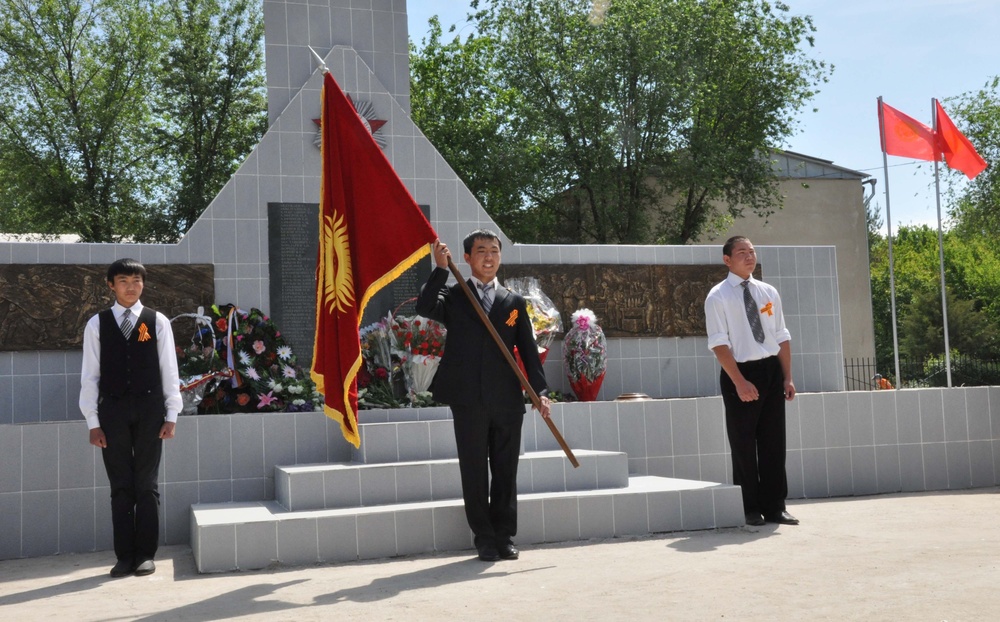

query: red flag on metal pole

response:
[311,71,438,447]
[935,100,988,180]
[878,100,938,161]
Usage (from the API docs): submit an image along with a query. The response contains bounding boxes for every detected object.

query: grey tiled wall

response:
[0,412,353,560]
[2,386,998,560]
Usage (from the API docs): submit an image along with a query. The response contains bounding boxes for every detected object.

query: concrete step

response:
[190,476,745,573]
[350,419,458,464]
[275,449,629,511]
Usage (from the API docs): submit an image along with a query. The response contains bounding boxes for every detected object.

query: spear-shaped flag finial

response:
[308,46,329,75]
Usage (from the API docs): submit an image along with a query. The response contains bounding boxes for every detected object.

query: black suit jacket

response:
[415,267,548,412]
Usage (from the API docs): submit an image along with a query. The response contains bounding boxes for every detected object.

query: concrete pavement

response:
[1,488,998,621]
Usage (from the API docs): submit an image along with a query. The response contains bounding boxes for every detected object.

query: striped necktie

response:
[741,281,765,343]
[478,282,494,313]
[120,309,134,339]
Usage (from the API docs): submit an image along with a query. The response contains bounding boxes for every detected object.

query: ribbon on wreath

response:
[226,307,244,388]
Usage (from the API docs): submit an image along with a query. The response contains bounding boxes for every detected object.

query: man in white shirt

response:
[704,236,798,527]
[79,258,182,577]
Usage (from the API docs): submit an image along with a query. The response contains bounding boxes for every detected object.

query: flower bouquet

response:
[505,277,563,378]
[391,313,446,400]
[563,308,607,401]
[359,314,404,408]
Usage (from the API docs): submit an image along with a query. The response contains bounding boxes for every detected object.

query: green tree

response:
[412,0,829,244]
[410,16,553,242]
[869,223,1000,370]
[899,286,999,361]
[867,202,897,368]
[155,0,266,236]
[946,76,1000,239]
[0,0,166,242]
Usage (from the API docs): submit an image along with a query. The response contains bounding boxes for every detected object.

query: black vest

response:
[98,307,163,397]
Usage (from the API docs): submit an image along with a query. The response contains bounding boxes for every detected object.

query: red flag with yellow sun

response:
[311,72,437,447]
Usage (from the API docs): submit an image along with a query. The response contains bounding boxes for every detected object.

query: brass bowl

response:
[615,393,651,401]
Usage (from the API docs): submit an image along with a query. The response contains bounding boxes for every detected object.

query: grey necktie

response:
[120,309,134,339]
[741,280,765,344]
[478,282,494,313]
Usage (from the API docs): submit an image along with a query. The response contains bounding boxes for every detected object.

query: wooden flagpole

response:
[447,258,579,468]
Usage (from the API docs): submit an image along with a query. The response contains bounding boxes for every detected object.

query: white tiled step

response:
[190,476,745,573]
[275,450,629,511]
[349,419,457,464]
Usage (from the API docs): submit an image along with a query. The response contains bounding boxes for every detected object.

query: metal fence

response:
[844,356,1000,390]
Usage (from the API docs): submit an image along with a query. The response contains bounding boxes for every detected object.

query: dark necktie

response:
[741,280,765,343]
[120,308,134,339]
[478,282,494,313]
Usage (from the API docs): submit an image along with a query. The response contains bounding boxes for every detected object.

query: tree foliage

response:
[156,0,266,235]
[0,0,266,242]
[409,16,554,242]
[868,222,1000,367]
[411,0,830,244]
[946,76,1000,239]
[0,0,166,242]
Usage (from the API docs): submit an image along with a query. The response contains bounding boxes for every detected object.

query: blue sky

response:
[405,0,1000,234]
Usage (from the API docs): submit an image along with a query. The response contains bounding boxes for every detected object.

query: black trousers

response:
[97,393,165,563]
[449,404,524,548]
[720,356,788,516]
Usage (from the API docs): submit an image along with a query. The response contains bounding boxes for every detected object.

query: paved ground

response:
[1,488,998,621]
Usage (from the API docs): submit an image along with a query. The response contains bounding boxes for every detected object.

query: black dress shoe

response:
[134,559,156,576]
[477,544,500,562]
[764,511,800,525]
[498,543,519,560]
[110,559,134,578]
[744,513,765,526]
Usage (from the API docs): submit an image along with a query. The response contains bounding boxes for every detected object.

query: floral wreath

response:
[198,304,319,413]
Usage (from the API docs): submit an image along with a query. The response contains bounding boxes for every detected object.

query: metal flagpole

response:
[931,98,953,387]
[877,97,902,388]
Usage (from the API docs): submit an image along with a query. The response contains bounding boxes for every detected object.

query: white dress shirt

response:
[704,272,791,363]
[79,301,183,429]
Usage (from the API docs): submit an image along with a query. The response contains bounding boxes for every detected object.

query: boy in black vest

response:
[79,259,182,577]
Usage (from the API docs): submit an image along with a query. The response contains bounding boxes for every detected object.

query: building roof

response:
[773,150,871,180]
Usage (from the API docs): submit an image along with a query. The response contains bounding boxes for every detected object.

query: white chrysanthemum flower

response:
[271,383,284,393]
[282,365,296,378]
[287,385,303,394]
[292,399,306,406]
[238,351,252,366]
[243,367,261,381]
[277,346,292,360]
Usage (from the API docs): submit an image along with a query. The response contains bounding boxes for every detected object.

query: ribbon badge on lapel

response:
[505,309,518,327]
[760,302,774,317]
[137,323,151,342]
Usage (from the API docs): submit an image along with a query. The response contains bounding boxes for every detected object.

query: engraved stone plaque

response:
[268,202,319,368]
[0,264,214,351]
[500,263,763,338]
[266,202,432,368]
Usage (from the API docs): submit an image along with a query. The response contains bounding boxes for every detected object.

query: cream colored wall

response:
[695,178,875,360]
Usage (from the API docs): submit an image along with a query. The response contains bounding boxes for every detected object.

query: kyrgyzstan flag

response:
[311,72,438,447]
[879,100,938,161]
[935,100,988,180]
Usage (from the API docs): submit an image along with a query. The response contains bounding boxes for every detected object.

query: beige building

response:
[695,150,875,361]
